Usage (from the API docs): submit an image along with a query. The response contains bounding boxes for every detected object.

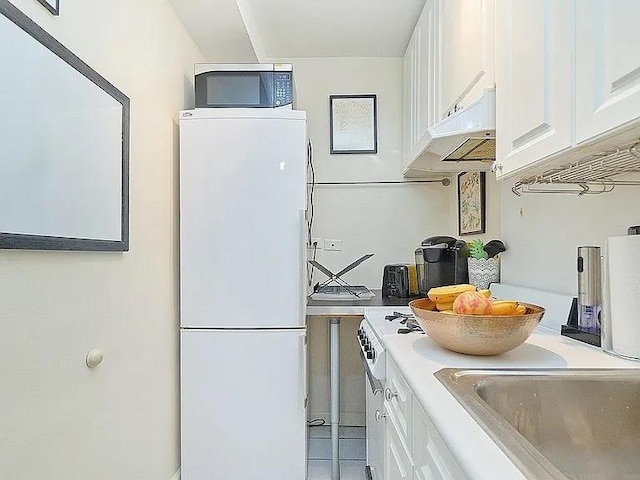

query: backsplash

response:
[500,180,639,295]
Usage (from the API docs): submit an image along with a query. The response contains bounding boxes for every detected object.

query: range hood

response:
[427,88,496,162]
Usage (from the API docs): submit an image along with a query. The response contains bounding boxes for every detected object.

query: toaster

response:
[382,264,416,298]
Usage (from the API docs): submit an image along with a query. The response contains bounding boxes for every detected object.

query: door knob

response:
[385,388,398,401]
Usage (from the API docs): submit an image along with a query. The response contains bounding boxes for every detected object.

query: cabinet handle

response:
[375,410,387,422]
[385,388,398,401]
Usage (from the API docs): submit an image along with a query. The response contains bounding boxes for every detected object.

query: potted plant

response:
[467,239,506,290]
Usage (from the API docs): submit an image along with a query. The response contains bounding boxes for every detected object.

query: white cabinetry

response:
[385,407,414,480]
[495,0,573,178]
[403,27,421,168]
[440,0,496,116]
[413,400,467,480]
[383,357,467,480]
[403,0,440,170]
[575,0,640,144]
[495,0,640,179]
[402,0,495,174]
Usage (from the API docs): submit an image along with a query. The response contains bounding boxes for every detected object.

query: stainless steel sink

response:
[435,369,640,479]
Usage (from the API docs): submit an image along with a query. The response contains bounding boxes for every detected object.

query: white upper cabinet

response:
[402,0,495,174]
[403,29,419,167]
[575,0,640,144]
[440,0,495,117]
[419,0,441,132]
[495,0,640,179]
[403,0,438,169]
[495,0,573,178]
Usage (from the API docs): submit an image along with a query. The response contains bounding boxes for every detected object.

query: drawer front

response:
[386,358,413,441]
[385,406,414,480]
[413,400,467,480]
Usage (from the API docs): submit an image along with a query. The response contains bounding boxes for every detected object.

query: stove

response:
[357,308,422,480]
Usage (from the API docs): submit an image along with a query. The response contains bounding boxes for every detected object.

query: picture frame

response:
[329,94,377,154]
[457,172,486,236]
[36,0,59,15]
[0,0,129,251]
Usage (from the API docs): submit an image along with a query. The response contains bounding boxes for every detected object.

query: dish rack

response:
[512,140,640,196]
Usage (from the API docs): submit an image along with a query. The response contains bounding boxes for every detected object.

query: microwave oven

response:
[194,63,294,109]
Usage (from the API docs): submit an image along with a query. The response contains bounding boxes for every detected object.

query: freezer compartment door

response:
[181,329,307,480]
[180,114,307,328]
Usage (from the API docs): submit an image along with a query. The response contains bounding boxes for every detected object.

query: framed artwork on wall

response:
[329,94,377,154]
[0,0,130,251]
[458,171,486,236]
[36,0,59,15]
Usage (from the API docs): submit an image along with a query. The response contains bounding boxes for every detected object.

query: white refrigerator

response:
[179,108,308,479]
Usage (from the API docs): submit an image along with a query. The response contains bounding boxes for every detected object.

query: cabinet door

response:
[575,0,640,144]
[419,0,441,131]
[440,0,495,116]
[412,400,467,480]
[386,359,413,441]
[495,0,573,178]
[403,29,420,163]
[385,410,414,480]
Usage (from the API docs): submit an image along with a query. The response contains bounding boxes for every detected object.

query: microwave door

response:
[195,71,274,108]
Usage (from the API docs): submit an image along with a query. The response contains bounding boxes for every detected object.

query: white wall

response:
[0,1,204,479]
[500,181,639,296]
[281,57,453,288]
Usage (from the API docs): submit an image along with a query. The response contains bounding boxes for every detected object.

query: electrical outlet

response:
[324,239,342,251]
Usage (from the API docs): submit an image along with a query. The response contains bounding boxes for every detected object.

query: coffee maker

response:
[414,236,469,295]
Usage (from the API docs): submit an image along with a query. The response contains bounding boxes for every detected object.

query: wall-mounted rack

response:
[512,140,640,196]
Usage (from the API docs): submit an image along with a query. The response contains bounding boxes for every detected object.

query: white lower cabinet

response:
[385,406,414,480]
[382,357,467,480]
[412,400,467,480]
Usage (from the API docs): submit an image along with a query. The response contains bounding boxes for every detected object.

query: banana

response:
[427,284,477,303]
[478,289,492,298]
[490,300,519,316]
[513,305,527,315]
[436,301,455,311]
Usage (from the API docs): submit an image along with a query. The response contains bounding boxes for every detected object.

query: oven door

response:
[361,349,384,480]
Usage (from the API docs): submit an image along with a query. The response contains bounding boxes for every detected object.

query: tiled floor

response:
[308,426,366,480]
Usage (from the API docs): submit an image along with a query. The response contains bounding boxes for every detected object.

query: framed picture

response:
[0,0,129,251]
[329,94,377,154]
[36,0,59,15]
[458,172,486,236]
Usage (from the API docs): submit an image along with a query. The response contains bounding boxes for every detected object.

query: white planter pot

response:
[467,257,500,290]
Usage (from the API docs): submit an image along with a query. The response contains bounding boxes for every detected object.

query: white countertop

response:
[374,313,639,479]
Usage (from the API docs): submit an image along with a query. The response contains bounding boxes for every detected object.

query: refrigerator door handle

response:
[300,332,307,410]
[299,208,307,326]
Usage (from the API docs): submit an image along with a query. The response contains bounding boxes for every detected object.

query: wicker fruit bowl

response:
[408,298,545,356]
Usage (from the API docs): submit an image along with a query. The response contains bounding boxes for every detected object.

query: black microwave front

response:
[194,63,294,109]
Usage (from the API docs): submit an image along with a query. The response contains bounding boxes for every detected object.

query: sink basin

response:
[435,369,640,479]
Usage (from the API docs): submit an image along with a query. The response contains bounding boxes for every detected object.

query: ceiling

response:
[168,0,258,62]
[170,0,427,61]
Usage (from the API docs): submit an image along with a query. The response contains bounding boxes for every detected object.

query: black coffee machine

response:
[414,236,469,294]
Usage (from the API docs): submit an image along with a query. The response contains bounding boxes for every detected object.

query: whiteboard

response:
[0,1,129,251]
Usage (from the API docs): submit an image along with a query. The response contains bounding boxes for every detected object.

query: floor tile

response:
[308,437,365,460]
[307,460,367,480]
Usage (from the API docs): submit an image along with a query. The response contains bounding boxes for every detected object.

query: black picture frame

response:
[329,94,377,154]
[36,0,59,15]
[0,0,130,251]
[457,172,486,236]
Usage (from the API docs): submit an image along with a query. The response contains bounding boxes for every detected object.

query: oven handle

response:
[359,347,383,394]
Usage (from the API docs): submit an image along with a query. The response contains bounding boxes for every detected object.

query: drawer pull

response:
[375,410,387,422]
[385,388,399,401]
